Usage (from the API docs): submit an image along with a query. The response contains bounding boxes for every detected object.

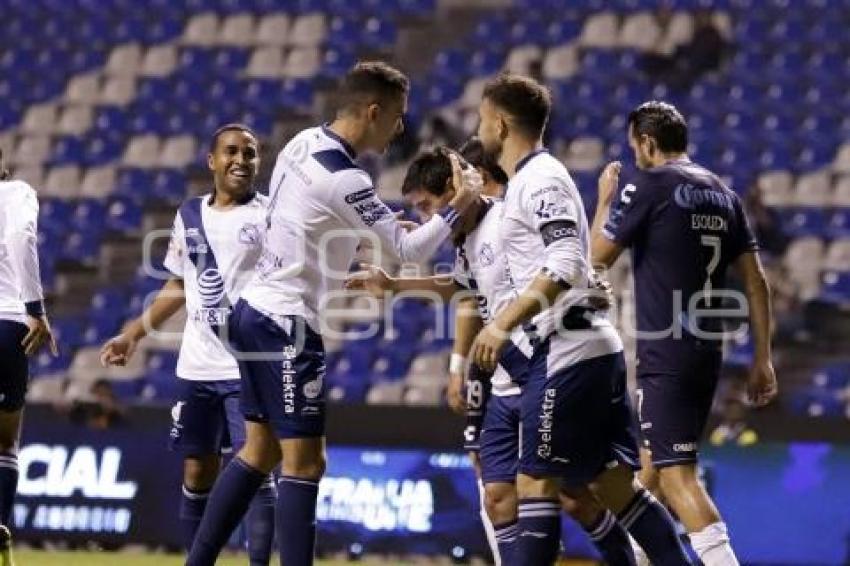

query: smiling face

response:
[208,129,259,198]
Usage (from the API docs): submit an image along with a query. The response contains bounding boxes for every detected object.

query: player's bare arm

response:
[735,251,778,407]
[448,297,483,415]
[471,273,564,372]
[100,277,185,366]
[345,264,464,302]
[590,161,625,268]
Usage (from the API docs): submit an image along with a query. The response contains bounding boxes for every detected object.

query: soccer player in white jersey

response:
[184,62,481,566]
[469,74,693,566]
[100,125,275,564]
[0,147,57,565]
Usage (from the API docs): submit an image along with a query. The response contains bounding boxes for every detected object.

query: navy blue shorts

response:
[637,353,721,468]
[0,320,29,412]
[479,394,521,484]
[520,346,639,486]
[463,365,492,452]
[229,299,326,439]
[169,379,244,456]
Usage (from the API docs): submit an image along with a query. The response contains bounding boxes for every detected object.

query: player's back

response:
[242,126,380,329]
[0,180,38,322]
[605,158,756,371]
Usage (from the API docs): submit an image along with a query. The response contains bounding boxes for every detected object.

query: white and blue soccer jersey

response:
[163,193,268,381]
[454,199,529,396]
[241,125,459,330]
[501,150,621,370]
[0,180,43,324]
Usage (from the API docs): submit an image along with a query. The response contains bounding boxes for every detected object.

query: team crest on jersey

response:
[288,139,309,164]
[478,242,495,267]
[303,375,324,399]
[238,222,261,245]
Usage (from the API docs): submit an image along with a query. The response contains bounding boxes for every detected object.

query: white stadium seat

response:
[80,165,117,198]
[159,135,197,168]
[794,170,832,207]
[43,165,82,198]
[13,136,52,167]
[579,11,619,48]
[181,12,220,46]
[123,135,162,168]
[10,165,44,188]
[757,169,794,207]
[288,13,326,47]
[824,239,850,272]
[619,11,661,51]
[105,43,143,76]
[256,13,291,46]
[64,73,102,104]
[832,143,850,175]
[140,45,178,77]
[282,47,321,79]
[563,136,606,172]
[21,103,58,135]
[542,44,579,81]
[99,76,137,106]
[503,45,543,75]
[56,105,94,136]
[218,13,256,46]
[244,46,285,78]
[832,175,850,207]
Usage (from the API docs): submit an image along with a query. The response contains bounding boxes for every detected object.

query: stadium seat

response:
[123,135,162,168]
[783,237,824,300]
[105,43,143,77]
[757,170,794,207]
[542,44,579,81]
[64,73,102,104]
[255,13,291,46]
[56,105,94,136]
[619,11,661,50]
[139,45,179,77]
[43,165,82,198]
[819,271,850,303]
[21,103,58,135]
[793,171,832,207]
[812,363,850,391]
[245,47,284,78]
[780,208,828,238]
[80,165,117,198]
[288,13,327,47]
[503,45,543,75]
[100,76,137,106]
[13,135,51,167]
[832,143,850,175]
[217,13,256,47]
[181,12,220,47]
[579,11,619,49]
[282,47,321,79]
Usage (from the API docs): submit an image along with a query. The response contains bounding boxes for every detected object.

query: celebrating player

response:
[469,74,693,566]
[184,62,481,566]
[590,101,777,566]
[100,124,275,564]
[0,147,58,566]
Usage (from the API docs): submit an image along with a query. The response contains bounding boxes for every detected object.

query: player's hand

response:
[747,358,778,407]
[447,153,483,214]
[99,333,139,367]
[22,315,58,357]
[447,372,466,415]
[470,323,508,373]
[394,211,419,233]
[597,161,622,208]
[588,271,615,311]
[344,264,394,298]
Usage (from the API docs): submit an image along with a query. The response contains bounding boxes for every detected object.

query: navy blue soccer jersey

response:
[603,158,758,373]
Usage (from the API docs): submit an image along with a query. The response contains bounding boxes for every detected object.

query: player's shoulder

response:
[1,179,37,201]
[252,192,271,207]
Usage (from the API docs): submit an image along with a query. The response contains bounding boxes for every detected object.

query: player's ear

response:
[207,152,215,172]
[366,102,380,124]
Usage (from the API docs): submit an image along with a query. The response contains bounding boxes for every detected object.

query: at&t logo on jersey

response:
[197,268,225,307]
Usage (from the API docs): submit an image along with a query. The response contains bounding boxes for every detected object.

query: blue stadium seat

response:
[279,79,315,111]
[52,317,86,351]
[215,48,250,72]
[320,47,357,80]
[811,363,850,391]
[780,209,829,238]
[106,196,143,233]
[786,387,845,418]
[50,137,87,166]
[71,199,107,231]
[469,48,504,77]
[151,169,188,203]
[31,349,73,377]
[827,210,850,239]
[87,132,125,165]
[361,17,397,50]
[61,231,103,264]
[39,199,73,236]
[819,271,850,303]
[472,17,510,45]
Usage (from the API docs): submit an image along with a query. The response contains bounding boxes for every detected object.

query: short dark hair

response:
[0,148,8,181]
[627,101,688,153]
[401,147,459,197]
[209,123,258,153]
[482,73,551,139]
[459,137,508,185]
[338,61,410,113]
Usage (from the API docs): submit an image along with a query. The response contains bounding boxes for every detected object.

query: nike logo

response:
[520,531,549,539]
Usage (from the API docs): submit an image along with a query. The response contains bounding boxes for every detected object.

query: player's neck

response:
[210,189,249,209]
[651,152,689,168]
[501,137,543,178]
[327,119,364,156]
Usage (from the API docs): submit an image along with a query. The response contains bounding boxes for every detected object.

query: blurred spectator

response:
[710,388,759,447]
[68,379,125,429]
[744,183,790,258]
[643,9,727,90]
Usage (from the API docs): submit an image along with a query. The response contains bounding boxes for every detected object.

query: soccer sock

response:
[586,509,636,566]
[186,457,266,566]
[516,498,561,566]
[276,475,320,566]
[477,479,501,565]
[0,453,18,527]
[493,519,519,565]
[690,522,739,566]
[618,488,693,565]
[245,476,276,566]
[179,485,210,552]
[629,533,651,566]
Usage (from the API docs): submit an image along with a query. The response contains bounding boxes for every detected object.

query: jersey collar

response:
[514,148,549,174]
[207,189,257,206]
[321,123,358,159]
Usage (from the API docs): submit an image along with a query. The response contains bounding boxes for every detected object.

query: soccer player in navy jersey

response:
[590,101,777,566]
[101,125,275,564]
[0,147,58,565]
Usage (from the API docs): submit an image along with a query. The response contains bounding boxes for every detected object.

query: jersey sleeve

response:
[163,212,185,278]
[453,246,473,290]
[333,169,455,263]
[728,193,759,259]
[603,170,657,248]
[518,176,585,285]
[5,183,44,309]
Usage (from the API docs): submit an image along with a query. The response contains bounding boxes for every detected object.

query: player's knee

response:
[183,455,219,490]
[559,487,602,527]
[281,452,326,480]
[483,483,517,523]
[658,463,698,494]
[516,473,559,499]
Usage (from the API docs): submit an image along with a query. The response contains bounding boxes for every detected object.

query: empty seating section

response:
[1,0,847,414]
